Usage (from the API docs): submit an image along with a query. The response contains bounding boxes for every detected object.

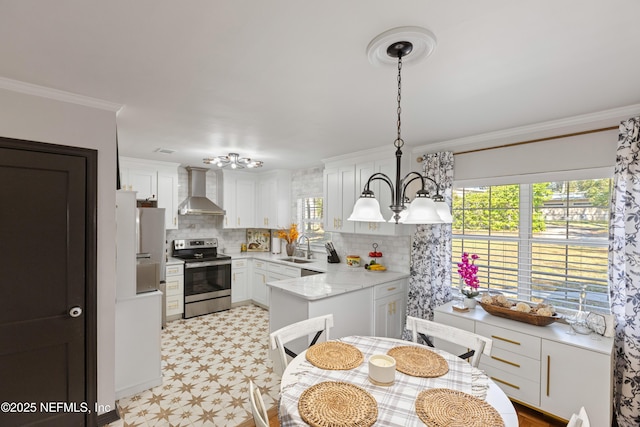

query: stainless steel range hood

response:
[178,167,225,215]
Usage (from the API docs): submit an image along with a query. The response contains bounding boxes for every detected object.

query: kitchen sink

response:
[280,257,314,264]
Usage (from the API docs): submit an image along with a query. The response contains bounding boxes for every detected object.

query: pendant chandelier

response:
[348,27,452,225]
[203,152,263,169]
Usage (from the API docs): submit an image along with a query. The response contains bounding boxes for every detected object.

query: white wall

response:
[0,88,118,413]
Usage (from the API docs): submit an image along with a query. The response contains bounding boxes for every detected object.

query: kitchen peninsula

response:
[266,262,409,366]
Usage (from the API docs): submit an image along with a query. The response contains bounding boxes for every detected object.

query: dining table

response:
[279,335,518,427]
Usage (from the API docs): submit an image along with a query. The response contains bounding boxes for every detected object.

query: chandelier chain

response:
[395,55,404,149]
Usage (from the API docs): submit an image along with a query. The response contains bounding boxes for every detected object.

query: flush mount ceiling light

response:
[348,27,452,225]
[203,153,263,169]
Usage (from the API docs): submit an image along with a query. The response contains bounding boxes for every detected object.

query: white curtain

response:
[403,152,454,339]
[609,117,640,427]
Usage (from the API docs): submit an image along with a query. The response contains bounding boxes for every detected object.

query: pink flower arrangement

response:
[457,252,480,298]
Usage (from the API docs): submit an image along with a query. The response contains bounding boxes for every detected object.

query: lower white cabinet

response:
[251,260,269,306]
[231,259,249,303]
[165,263,184,320]
[540,339,612,426]
[434,302,613,426]
[373,280,407,339]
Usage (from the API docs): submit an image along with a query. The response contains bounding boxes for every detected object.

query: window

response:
[297,197,327,246]
[452,178,611,312]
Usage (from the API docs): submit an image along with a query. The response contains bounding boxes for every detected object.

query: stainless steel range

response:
[172,238,232,318]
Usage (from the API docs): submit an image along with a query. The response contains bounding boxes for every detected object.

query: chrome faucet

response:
[298,235,312,259]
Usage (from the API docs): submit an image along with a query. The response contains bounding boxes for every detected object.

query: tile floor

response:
[108,305,280,427]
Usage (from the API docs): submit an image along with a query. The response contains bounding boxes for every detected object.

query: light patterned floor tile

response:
[108,305,277,427]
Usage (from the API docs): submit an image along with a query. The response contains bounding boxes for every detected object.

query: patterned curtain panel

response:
[609,117,640,427]
[402,152,454,340]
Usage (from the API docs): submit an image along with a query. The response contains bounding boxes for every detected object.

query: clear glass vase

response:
[571,285,591,335]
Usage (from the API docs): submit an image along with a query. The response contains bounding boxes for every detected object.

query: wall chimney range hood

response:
[178,167,225,215]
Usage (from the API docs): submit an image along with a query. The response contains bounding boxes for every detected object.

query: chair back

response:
[406,316,492,367]
[567,406,590,427]
[249,380,269,427]
[269,314,334,372]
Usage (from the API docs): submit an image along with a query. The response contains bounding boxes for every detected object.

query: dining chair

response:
[269,314,334,373]
[249,380,269,427]
[406,316,492,367]
[566,406,590,427]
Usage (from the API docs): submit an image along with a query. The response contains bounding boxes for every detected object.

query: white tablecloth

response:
[279,335,518,427]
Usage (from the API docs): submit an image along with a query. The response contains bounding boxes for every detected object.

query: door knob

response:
[69,306,83,318]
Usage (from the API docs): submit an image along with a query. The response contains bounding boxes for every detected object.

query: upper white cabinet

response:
[121,164,157,201]
[157,170,179,229]
[221,169,290,229]
[324,148,413,236]
[257,175,277,228]
[355,158,402,235]
[324,166,356,233]
[256,170,291,228]
[120,157,180,230]
[221,170,256,229]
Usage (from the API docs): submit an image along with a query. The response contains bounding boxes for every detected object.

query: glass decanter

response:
[571,285,591,335]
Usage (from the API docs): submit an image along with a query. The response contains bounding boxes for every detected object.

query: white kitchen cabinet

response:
[221,171,256,229]
[257,175,278,228]
[165,262,184,320]
[157,169,179,229]
[354,158,399,235]
[434,302,613,426]
[541,339,612,426]
[232,259,249,303]
[120,157,180,228]
[324,150,413,236]
[256,170,292,228]
[324,166,355,233]
[251,260,269,306]
[373,279,407,339]
[124,167,157,201]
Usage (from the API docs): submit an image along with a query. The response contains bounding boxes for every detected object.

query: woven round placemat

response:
[387,346,449,377]
[415,388,505,427]
[305,341,363,370]
[298,381,378,427]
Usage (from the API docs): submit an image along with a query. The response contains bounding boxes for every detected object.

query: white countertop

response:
[224,251,330,272]
[222,250,409,301]
[166,257,184,266]
[266,265,408,301]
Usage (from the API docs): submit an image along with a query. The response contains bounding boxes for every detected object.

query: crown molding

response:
[412,103,640,155]
[0,76,122,112]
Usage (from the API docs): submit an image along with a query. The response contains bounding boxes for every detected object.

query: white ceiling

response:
[1,1,639,171]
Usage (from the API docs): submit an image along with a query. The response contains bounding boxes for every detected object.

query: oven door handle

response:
[185,260,232,268]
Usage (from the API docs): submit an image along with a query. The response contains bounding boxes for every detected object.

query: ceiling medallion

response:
[203,153,263,169]
[366,26,437,67]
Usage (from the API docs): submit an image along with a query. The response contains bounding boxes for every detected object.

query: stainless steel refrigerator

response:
[136,207,166,287]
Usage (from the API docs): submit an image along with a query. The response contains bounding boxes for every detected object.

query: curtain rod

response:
[451,125,619,156]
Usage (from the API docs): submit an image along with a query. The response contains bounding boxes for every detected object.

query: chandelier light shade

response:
[203,152,263,169]
[347,194,386,222]
[349,27,452,225]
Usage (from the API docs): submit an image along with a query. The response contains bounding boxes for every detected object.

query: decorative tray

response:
[478,301,557,326]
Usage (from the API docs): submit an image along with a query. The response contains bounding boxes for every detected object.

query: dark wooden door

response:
[0,138,97,427]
